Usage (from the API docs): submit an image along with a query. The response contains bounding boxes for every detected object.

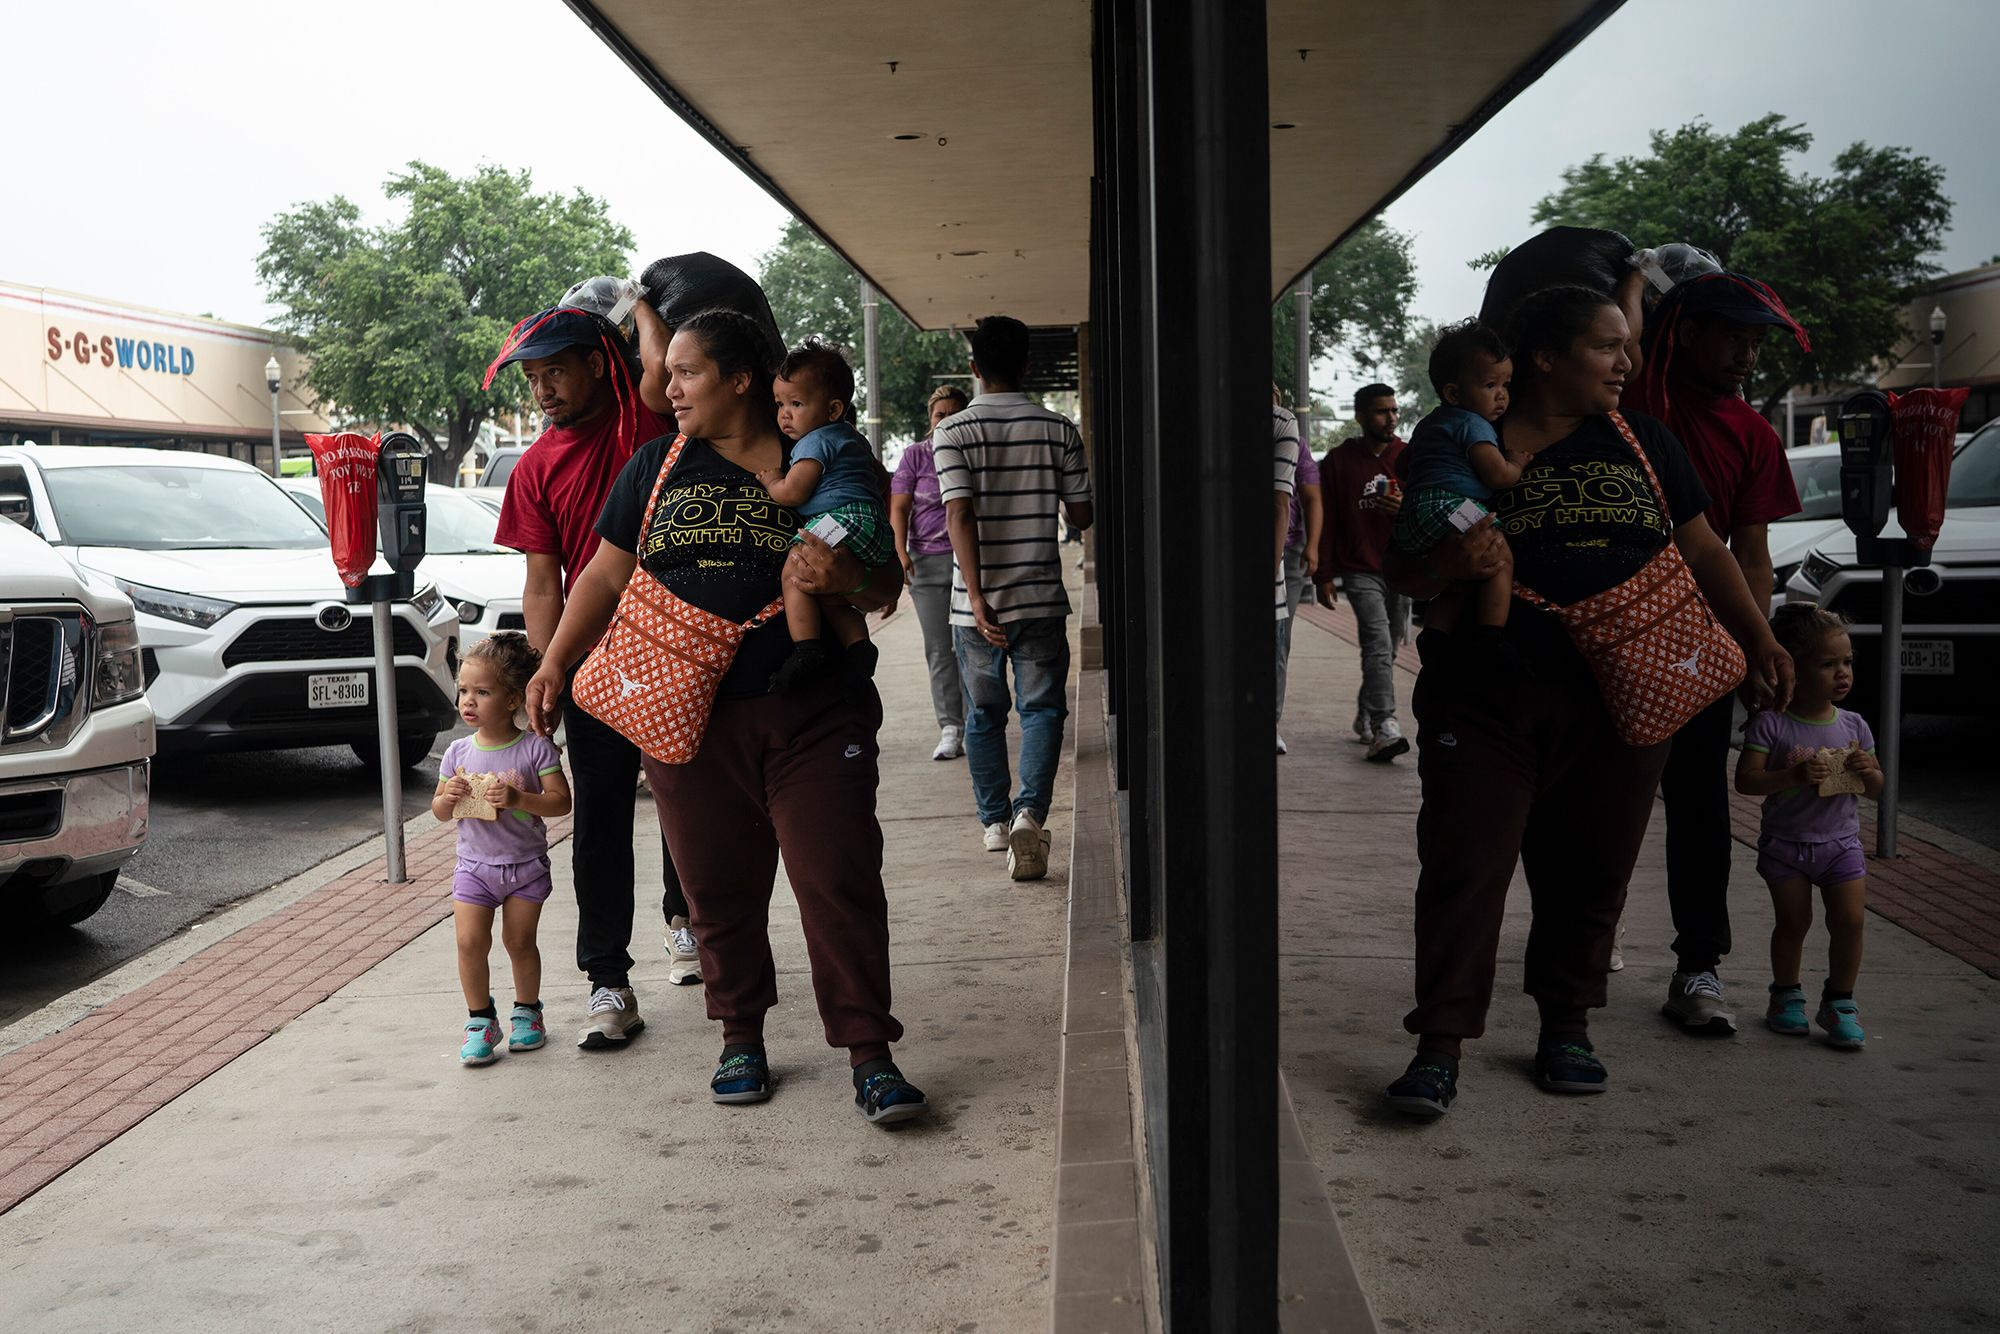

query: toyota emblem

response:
[317,606,353,633]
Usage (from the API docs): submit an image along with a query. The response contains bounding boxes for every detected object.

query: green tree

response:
[758,220,970,443]
[1527,114,1952,410]
[258,162,633,481]
[1389,317,1442,423]
[1271,219,1419,403]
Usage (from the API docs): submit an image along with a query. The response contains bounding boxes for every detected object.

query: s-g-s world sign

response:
[46,326,196,376]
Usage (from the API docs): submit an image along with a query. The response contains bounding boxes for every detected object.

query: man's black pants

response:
[1660,692,1736,974]
[563,686,688,990]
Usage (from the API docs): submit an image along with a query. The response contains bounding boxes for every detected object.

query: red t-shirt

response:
[494,402,674,593]
[1317,437,1406,575]
[1621,380,1798,538]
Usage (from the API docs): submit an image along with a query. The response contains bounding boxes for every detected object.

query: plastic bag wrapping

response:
[559,276,642,343]
[307,432,381,587]
[636,252,787,366]
[1888,387,1969,551]
[1632,243,1723,301]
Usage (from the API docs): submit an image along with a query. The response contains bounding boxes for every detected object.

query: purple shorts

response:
[452,858,554,909]
[1756,834,1866,890]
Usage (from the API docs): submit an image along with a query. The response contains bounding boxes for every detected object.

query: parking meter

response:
[376,431,428,574]
[1837,390,1893,544]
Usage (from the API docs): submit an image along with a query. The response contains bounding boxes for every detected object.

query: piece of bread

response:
[1817,743,1866,797]
[450,767,500,820]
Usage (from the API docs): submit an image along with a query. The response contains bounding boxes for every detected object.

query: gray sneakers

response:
[1661,970,1736,1035]
[577,985,645,1048]
[666,917,701,987]
[1365,717,1409,763]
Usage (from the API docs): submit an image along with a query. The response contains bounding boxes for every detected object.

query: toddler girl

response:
[1734,605,1881,1049]
[432,633,572,1066]
[1392,318,1524,659]
[758,338,892,692]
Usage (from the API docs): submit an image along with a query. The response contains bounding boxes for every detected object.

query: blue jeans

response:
[955,618,1071,826]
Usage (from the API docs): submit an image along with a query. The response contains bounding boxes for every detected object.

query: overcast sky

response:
[3,0,1992,409]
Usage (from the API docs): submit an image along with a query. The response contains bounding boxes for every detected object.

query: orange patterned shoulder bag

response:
[1511,411,1745,748]
[571,437,787,763]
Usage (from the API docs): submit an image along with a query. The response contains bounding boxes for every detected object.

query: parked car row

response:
[1784,417,1999,719]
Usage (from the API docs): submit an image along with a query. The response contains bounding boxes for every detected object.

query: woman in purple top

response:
[890,384,971,760]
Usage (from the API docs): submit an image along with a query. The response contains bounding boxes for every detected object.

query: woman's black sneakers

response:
[853,1059,928,1125]
[1533,1039,1608,1094]
[1384,1055,1459,1117]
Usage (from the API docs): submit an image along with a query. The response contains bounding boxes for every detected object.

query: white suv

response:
[0,446,459,770]
[0,519,154,928]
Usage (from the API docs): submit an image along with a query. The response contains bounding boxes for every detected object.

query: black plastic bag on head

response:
[638,252,786,368]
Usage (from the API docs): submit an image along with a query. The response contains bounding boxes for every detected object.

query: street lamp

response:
[1928,306,1947,390]
[264,355,283,477]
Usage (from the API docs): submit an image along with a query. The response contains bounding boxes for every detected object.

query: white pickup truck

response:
[1,517,155,928]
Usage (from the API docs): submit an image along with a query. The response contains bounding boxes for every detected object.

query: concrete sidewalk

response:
[1277,607,2000,1333]
[0,604,1074,1332]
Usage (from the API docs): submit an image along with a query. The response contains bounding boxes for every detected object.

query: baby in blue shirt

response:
[1391,319,1523,646]
[757,338,892,692]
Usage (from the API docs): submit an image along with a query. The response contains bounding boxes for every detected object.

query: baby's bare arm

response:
[758,458,824,509]
[1467,442,1524,491]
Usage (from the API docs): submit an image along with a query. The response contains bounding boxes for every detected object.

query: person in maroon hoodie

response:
[1623,271,1809,1036]
[1315,383,1411,762]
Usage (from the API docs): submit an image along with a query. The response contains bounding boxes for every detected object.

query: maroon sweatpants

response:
[643,677,903,1059]
[1403,635,1670,1041]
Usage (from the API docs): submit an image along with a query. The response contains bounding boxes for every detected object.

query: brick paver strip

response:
[1298,603,2000,981]
[0,812,572,1215]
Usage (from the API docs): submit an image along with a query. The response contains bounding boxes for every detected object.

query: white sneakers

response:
[1275,731,1289,756]
[1007,811,1051,881]
[982,821,1010,852]
[666,916,701,986]
[1351,713,1373,746]
[1365,717,1409,763]
[932,725,964,761]
[1609,920,1626,973]
[1662,969,1737,1035]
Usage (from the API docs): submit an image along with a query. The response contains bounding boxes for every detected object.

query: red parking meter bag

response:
[1512,412,1746,748]
[571,437,785,763]
[306,432,382,588]
[1889,387,1969,552]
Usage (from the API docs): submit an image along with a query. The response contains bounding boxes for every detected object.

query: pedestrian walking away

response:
[890,384,972,761]
[1315,383,1410,761]
[1735,605,1880,1050]
[1625,268,1811,1034]
[1377,282,1792,1119]
[430,634,573,1066]
[1273,382,1324,756]
[525,305,927,1126]
[1269,398,1303,754]
[933,315,1094,882]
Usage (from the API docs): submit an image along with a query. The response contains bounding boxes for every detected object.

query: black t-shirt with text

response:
[596,434,801,698]
[1491,411,1710,676]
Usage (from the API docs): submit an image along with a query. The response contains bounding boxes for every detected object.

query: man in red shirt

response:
[1315,384,1411,762]
[491,304,687,1049]
[1624,271,1809,1035]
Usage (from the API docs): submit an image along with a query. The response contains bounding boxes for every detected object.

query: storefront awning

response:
[565,0,1620,330]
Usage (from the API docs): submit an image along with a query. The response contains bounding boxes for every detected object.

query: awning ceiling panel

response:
[569,1,1618,330]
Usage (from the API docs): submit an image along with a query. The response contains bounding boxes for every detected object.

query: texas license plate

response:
[308,671,371,708]
[1900,639,1953,675]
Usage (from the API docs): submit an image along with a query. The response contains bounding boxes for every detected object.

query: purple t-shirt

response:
[1741,707,1876,844]
[889,438,953,556]
[439,731,563,865]
[1287,446,1320,551]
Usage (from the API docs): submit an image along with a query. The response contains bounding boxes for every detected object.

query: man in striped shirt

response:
[934,315,1094,881]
